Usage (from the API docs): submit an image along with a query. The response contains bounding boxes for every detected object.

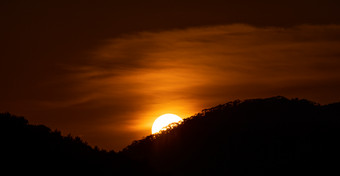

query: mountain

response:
[0,113,150,175]
[1,96,339,175]
[121,96,340,176]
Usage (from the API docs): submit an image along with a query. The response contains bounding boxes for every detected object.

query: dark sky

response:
[1,0,340,150]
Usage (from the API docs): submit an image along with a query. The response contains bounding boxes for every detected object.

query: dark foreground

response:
[1,96,340,175]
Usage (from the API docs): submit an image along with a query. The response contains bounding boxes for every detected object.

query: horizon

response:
[2,96,339,152]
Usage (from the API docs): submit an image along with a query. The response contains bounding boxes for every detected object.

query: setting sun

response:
[152,114,183,134]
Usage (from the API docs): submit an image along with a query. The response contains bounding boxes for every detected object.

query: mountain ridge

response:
[1,96,339,175]
[121,96,340,175]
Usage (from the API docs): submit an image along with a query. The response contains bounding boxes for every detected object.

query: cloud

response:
[3,24,340,151]
[45,24,339,150]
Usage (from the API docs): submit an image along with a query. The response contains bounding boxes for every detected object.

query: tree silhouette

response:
[0,112,152,175]
[1,96,340,175]
[122,96,340,176]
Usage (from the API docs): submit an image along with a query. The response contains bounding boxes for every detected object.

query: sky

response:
[1,0,340,151]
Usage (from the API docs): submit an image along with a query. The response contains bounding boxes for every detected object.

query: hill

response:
[0,113,150,175]
[1,96,339,175]
[121,96,340,175]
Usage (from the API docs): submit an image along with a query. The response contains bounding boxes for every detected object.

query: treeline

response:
[0,113,151,175]
[121,96,340,176]
[2,96,340,175]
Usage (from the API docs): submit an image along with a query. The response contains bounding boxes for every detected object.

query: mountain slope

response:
[0,113,150,175]
[121,96,340,176]
[2,96,339,175]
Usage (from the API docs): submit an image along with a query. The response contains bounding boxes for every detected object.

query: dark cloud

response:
[50,24,340,150]
[3,24,340,150]
[1,1,340,150]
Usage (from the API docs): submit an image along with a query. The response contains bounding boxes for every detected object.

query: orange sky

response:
[1,1,340,151]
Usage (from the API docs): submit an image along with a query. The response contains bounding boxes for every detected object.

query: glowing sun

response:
[152,114,183,134]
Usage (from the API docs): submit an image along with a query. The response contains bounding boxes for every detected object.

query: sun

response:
[152,114,183,134]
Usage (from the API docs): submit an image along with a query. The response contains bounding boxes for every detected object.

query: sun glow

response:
[152,114,183,134]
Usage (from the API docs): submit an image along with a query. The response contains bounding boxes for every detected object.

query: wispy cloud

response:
[10,24,340,150]
[48,24,340,150]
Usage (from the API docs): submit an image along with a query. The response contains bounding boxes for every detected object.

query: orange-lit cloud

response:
[2,24,340,151]
[49,24,340,150]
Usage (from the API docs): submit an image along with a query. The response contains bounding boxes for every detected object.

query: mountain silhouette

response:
[0,113,151,175]
[1,96,340,175]
[121,96,340,176]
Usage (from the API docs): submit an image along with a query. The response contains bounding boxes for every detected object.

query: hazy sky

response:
[1,0,340,150]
